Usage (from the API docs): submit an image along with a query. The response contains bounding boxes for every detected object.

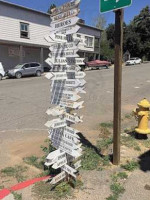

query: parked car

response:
[6,62,44,79]
[0,62,5,80]
[126,57,142,66]
[86,60,111,70]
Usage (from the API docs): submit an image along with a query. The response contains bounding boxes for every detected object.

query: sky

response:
[3,0,150,27]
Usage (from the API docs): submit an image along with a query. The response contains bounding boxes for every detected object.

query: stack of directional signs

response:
[44,0,86,185]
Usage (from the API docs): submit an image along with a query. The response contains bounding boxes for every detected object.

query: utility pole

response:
[113,9,124,165]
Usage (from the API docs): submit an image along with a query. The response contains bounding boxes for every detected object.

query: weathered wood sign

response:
[44,0,85,186]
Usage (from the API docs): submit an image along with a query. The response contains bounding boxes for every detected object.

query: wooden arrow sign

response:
[55,25,80,35]
[50,85,86,94]
[64,126,80,138]
[45,118,67,129]
[49,50,79,58]
[64,113,83,123]
[50,171,66,185]
[51,7,80,23]
[45,72,67,80]
[75,71,86,79]
[52,156,67,169]
[45,149,64,166]
[51,0,80,16]
[46,106,66,116]
[67,58,85,65]
[61,164,77,178]
[49,42,78,52]
[50,16,79,32]
[59,100,84,109]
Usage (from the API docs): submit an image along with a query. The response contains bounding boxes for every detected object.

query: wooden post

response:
[113,9,124,165]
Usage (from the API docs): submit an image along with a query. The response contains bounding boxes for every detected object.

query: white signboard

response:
[52,156,67,169]
[51,0,80,16]
[50,171,66,185]
[51,7,80,22]
[50,17,79,32]
[62,164,77,178]
[49,42,78,52]
[45,118,67,129]
[64,126,80,138]
[59,100,84,109]
[46,106,66,116]
[64,113,83,123]
[56,25,80,35]
[49,50,79,58]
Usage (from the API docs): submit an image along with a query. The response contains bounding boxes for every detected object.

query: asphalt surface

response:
[0,63,150,134]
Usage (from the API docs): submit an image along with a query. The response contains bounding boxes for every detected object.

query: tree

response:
[93,15,115,62]
[47,4,56,14]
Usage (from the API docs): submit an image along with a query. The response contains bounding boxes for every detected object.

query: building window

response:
[85,36,93,48]
[20,23,29,39]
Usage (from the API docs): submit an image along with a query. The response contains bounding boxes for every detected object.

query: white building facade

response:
[0,1,101,71]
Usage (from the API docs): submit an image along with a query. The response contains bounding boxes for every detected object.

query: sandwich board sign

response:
[100,0,132,13]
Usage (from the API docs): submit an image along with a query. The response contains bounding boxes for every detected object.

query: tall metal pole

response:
[113,9,124,165]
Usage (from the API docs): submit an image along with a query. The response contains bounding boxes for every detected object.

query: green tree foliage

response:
[47,4,56,14]
[106,6,150,60]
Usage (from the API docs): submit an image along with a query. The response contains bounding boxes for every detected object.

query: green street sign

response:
[100,0,132,13]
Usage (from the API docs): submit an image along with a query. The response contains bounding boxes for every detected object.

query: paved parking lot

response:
[0,63,150,136]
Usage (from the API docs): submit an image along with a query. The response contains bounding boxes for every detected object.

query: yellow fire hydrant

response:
[133,98,150,134]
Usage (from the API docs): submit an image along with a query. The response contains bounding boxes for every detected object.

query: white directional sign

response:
[59,100,84,109]
[75,71,86,79]
[45,118,67,129]
[51,7,80,23]
[46,106,66,116]
[51,0,80,16]
[67,58,85,65]
[50,171,66,185]
[56,25,80,35]
[46,72,67,80]
[50,17,79,32]
[49,42,78,52]
[64,126,80,138]
[64,113,83,123]
[49,50,79,58]
[52,156,67,169]
[62,164,77,178]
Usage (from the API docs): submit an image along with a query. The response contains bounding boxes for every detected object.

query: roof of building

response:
[0,0,50,16]
[0,0,102,31]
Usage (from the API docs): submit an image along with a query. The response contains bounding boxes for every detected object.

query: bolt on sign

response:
[44,0,85,185]
[100,0,132,13]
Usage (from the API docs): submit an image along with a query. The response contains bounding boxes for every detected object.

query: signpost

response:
[100,0,132,165]
[44,0,85,185]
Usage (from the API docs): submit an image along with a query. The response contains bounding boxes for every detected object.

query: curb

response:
[0,176,50,199]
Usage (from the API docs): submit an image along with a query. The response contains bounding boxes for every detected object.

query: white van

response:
[0,62,5,80]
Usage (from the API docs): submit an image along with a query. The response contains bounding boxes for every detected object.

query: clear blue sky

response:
[3,0,150,26]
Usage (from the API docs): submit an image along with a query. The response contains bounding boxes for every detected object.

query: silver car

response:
[6,62,44,79]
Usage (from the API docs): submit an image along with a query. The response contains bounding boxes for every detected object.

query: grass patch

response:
[81,147,110,170]
[23,155,43,169]
[110,182,125,196]
[121,160,139,171]
[1,165,28,182]
[111,172,128,182]
[32,179,83,200]
[100,122,113,129]
[124,113,133,119]
[121,135,141,151]
[97,138,113,150]
[140,139,150,148]
[106,194,118,200]
[12,192,22,200]
[0,185,4,190]
[81,147,101,170]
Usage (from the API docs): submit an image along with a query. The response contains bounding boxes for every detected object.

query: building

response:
[0,0,101,71]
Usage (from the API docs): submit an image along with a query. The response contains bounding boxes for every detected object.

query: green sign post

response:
[100,0,132,13]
